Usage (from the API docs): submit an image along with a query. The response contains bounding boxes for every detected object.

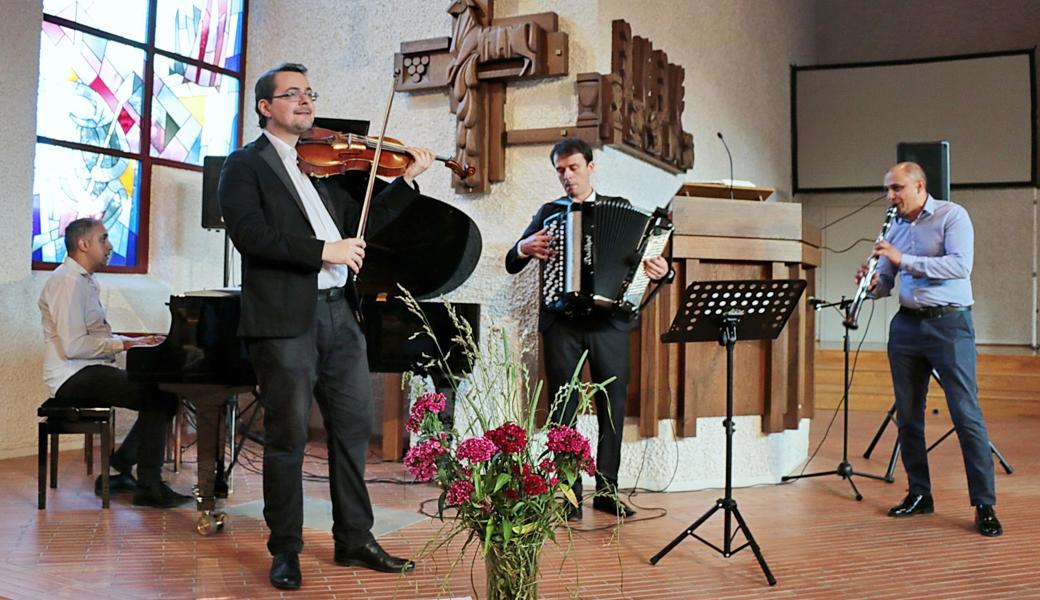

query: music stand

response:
[862,370,1014,481]
[649,279,806,586]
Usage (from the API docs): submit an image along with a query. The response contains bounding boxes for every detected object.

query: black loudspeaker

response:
[897,141,950,200]
[202,155,227,229]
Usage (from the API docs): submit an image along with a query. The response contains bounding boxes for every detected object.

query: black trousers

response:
[543,317,629,499]
[247,293,375,556]
[55,365,178,486]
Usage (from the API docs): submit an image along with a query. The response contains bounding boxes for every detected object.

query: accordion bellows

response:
[542,198,672,320]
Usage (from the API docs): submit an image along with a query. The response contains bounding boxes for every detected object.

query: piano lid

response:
[309,116,482,299]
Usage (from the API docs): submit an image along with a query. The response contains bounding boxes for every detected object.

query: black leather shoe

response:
[132,482,193,508]
[975,505,1003,537]
[887,493,934,517]
[565,502,583,522]
[592,496,636,517]
[270,551,301,590]
[334,540,415,573]
[94,472,137,495]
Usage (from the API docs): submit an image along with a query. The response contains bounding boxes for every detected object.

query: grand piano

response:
[127,163,482,534]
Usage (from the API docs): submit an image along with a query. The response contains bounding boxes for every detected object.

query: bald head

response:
[885,162,929,220]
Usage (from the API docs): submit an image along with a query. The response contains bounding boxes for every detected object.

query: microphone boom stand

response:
[781,296,887,500]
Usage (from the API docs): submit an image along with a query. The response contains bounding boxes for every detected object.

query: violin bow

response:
[355,74,398,240]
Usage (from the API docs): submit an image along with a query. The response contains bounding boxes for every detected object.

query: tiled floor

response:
[2,408,1037,599]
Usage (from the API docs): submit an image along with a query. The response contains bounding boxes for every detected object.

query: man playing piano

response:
[38,218,192,508]
[505,138,672,520]
[218,63,435,590]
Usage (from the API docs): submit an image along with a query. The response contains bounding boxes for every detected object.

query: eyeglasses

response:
[271,89,319,102]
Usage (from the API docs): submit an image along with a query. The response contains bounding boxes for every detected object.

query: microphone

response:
[807,296,826,310]
[717,132,734,200]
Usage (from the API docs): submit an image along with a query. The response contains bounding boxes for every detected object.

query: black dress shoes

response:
[975,505,1003,537]
[592,496,636,517]
[334,540,415,573]
[270,551,301,590]
[94,471,137,495]
[132,482,193,508]
[565,502,583,522]
[887,493,934,517]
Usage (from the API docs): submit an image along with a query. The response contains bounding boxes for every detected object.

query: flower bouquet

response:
[398,291,612,600]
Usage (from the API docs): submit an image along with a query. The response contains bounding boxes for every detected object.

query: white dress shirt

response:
[38,257,126,396]
[263,130,349,290]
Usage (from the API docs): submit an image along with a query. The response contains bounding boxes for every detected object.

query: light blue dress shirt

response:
[872,195,974,309]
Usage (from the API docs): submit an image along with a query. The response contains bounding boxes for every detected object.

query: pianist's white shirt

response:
[38,257,127,396]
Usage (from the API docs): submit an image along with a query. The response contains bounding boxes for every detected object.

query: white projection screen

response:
[793,50,1036,192]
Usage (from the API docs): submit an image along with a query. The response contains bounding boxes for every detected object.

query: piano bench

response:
[37,399,115,510]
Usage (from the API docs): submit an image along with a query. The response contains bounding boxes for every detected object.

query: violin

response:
[296,126,475,179]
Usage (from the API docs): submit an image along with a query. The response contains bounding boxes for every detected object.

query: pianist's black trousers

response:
[55,365,178,486]
[543,317,629,500]
[247,291,375,556]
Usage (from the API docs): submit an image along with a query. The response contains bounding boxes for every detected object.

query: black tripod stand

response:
[863,370,1014,481]
[650,279,806,587]
[781,297,887,500]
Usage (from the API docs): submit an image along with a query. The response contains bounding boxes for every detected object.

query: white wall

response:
[802,0,1040,346]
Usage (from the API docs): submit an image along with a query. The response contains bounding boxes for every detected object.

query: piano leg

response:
[192,393,229,536]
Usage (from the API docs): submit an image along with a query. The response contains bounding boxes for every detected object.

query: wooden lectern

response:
[633,184,819,438]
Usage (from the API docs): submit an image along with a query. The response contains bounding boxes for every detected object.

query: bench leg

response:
[49,433,59,489]
[38,423,47,510]
[84,432,94,475]
[100,421,111,509]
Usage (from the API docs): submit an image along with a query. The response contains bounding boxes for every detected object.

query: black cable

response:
[783,300,876,479]
[819,194,886,231]
[822,238,875,254]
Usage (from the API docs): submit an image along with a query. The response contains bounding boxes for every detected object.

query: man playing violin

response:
[219,62,435,591]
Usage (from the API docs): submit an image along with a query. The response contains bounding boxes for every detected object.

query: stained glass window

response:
[32,144,142,267]
[35,0,246,271]
[155,0,245,72]
[42,0,149,43]
[37,24,146,153]
[152,55,240,165]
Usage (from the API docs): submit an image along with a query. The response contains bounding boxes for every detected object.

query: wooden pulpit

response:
[633,184,820,438]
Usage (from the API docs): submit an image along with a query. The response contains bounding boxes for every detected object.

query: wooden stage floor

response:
[2,408,1037,599]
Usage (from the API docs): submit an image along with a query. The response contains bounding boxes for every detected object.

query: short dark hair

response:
[254,62,308,128]
[64,218,103,254]
[550,137,593,165]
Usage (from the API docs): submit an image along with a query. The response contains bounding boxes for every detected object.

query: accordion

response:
[541,198,673,319]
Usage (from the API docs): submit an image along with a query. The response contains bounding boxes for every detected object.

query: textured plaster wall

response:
[803,0,1040,346]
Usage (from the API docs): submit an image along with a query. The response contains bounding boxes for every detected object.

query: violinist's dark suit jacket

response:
[219,133,418,556]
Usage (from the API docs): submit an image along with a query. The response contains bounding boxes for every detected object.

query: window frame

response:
[34,1,249,274]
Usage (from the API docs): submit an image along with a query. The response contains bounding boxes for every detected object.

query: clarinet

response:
[843,206,899,330]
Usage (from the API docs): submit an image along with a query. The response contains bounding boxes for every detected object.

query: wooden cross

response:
[393,0,569,194]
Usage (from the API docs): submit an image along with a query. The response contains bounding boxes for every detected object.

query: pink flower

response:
[406,392,448,433]
[546,425,591,460]
[456,436,498,463]
[583,457,597,477]
[403,439,447,482]
[446,480,475,505]
[485,422,528,454]
[538,459,556,473]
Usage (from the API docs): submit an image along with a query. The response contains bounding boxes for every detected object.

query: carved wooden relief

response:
[394,0,569,194]
[507,19,694,175]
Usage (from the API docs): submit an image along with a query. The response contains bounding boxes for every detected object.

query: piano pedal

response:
[195,511,227,536]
